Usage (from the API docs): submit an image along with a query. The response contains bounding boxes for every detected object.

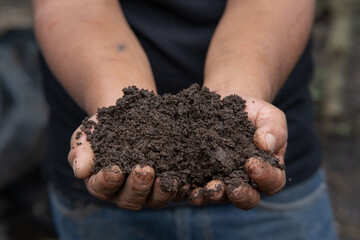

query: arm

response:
[33,0,156,115]
[33,0,175,210]
[197,0,315,208]
[204,0,315,101]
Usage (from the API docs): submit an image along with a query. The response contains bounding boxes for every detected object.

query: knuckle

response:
[126,203,142,211]
[271,172,286,195]
[230,187,259,210]
[130,188,150,200]
[131,181,153,193]
[128,181,153,197]
[269,167,280,183]
[260,168,284,194]
[157,191,173,201]
[118,202,142,211]
[112,197,143,210]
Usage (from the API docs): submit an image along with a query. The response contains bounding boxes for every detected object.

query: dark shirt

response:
[41,0,321,204]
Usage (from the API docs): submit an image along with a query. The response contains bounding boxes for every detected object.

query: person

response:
[32,0,338,239]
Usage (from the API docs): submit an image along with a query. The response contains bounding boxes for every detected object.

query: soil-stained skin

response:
[81,84,283,192]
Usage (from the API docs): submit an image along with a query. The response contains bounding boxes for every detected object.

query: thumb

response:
[68,115,98,179]
[254,119,287,154]
[244,98,287,154]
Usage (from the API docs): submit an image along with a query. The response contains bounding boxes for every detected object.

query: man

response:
[33,0,337,239]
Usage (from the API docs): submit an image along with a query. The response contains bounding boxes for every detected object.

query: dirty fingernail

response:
[159,178,178,193]
[265,133,276,153]
[190,188,204,200]
[134,171,152,185]
[250,164,264,177]
[104,166,123,184]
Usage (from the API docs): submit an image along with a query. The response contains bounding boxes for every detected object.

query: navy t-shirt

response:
[41,0,321,204]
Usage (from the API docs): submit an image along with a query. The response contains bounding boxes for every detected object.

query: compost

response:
[80,84,284,192]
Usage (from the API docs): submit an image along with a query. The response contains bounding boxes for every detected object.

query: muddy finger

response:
[188,187,208,206]
[227,183,260,210]
[245,157,286,195]
[204,180,226,203]
[147,177,178,209]
[112,164,155,210]
[85,165,125,200]
[173,184,191,202]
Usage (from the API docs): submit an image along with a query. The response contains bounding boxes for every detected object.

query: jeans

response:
[48,169,338,240]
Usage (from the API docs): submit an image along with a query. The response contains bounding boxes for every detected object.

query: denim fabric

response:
[49,169,338,240]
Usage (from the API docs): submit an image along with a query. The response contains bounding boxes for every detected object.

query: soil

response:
[81,84,283,192]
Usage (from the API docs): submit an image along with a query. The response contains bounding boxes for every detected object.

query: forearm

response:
[33,0,156,115]
[204,0,315,102]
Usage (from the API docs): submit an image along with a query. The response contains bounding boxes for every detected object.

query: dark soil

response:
[81,84,284,192]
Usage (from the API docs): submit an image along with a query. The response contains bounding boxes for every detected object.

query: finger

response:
[227,183,260,210]
[147,177,178,209]
[112,165,155,211]
[245,100,287,154]
[254,122,287,154]
[68,115,98,179]
[188,187,208,206]
[173,184,191,202]
[245,157,286,195]
[85,165,125,200]
[204,180,226,203]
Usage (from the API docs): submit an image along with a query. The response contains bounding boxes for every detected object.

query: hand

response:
[68,115,178,210]
[187,95,287,209]
[68,95,287,211]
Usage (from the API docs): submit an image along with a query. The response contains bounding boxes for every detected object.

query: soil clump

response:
[81,84,284,192]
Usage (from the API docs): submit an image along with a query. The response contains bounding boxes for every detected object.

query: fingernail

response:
[250,164,264,177]
[134,171,152,186]
[265,133,276,153]
[104,166,123,184]
[159,178,177,193]
[73,158,78,177]
[190,188,204,199]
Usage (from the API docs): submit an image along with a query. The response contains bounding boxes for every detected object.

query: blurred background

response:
[0,1,359,240]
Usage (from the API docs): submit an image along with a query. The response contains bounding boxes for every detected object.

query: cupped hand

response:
[68,115,178,210]
[69,95,286,211]
[187,96,287,209]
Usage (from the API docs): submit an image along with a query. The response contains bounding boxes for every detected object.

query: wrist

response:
[84,79,157,116]
[204,74,274,102]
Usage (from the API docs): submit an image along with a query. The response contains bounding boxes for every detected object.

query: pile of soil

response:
[81,84,284,192]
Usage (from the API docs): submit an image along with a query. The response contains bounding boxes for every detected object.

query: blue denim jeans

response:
[48,169,338,240]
